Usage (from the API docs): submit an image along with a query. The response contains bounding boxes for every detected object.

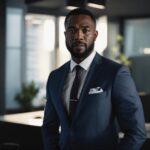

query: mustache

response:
[72,41,86,47]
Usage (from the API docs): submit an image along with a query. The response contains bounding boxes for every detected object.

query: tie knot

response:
[75,65,83,73]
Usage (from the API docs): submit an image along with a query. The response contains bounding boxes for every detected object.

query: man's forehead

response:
[66,15,95,27]
[67,14,93,22]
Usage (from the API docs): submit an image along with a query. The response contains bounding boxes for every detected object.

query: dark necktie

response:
[69,65,83,122]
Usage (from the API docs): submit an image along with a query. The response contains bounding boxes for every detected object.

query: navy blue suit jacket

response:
[42,53,146,150]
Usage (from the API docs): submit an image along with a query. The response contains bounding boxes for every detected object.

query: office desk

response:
[0,111,44,150]
[0,111,44,127]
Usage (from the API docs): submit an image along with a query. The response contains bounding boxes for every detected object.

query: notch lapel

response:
[55,62,70,125]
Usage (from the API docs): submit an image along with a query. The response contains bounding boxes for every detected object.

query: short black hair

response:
[64,8,96,28]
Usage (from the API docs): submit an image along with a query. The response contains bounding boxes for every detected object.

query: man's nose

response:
[74,30,84,40]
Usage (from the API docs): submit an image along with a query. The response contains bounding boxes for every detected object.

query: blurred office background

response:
[0,0,150,149]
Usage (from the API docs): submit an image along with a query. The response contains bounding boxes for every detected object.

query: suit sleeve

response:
[42,73,60,150]
[112,66,147,150]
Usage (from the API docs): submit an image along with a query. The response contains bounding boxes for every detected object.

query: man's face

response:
[64,15,98,62]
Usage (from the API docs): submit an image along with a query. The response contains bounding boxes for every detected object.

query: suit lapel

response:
[55,62,70,125]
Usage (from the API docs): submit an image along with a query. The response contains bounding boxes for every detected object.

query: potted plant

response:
[15,81,39,111]
[111,34,131,66]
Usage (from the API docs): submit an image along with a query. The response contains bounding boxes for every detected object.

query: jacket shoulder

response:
[47,61,70,81]
[95,54,129,81]
[96,53,123,73]
[101,55,123,69]
[53,61,69,74]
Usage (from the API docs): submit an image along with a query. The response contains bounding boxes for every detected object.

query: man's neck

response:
[72,50,94,64]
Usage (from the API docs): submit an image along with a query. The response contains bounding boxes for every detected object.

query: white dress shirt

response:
[62,50,96,113]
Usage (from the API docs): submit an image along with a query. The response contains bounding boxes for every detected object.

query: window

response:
[5,8,23,109]
[58,16,71,67]
[25,14,55,106]
[124,18,150,57]
[95,16,108,54]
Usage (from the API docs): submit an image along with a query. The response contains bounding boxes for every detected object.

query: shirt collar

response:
[70,50,96,72]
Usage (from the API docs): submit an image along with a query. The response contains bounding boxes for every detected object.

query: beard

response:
[66,41,95,60]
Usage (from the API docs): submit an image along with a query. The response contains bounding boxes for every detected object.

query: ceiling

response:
[25,0,150,17]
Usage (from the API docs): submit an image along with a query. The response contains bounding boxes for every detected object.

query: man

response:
[42,8,146,150]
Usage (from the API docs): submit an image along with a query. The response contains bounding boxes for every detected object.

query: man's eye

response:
[82,28,90,33]
[66,29,74,33]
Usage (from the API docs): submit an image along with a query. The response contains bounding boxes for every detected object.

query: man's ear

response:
[94,30,98,41]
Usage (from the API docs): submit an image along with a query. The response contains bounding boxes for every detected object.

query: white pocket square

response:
[88,87,104,94]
